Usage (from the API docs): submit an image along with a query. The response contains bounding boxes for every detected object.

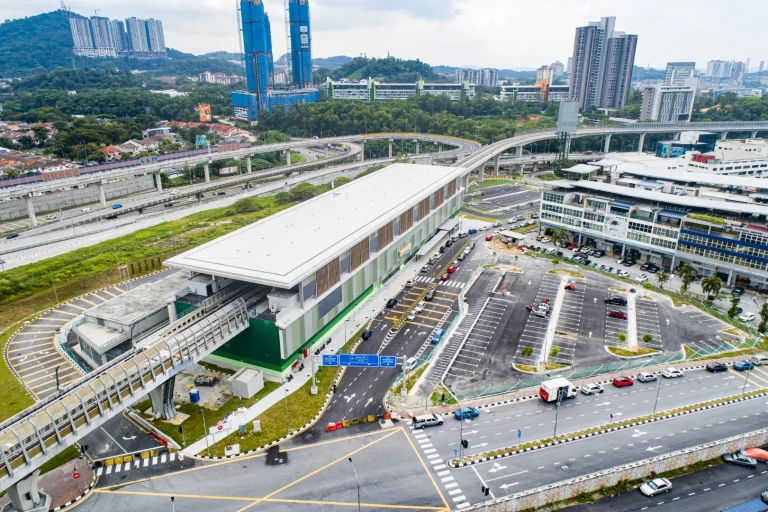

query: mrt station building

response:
[166,163,469,377]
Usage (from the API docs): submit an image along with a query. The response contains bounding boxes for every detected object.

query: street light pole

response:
[742,367,751,395]
[553,389,564,439]
[285,389,290,434]
[652,374,663,415]
[348,458,361,512]
[200,407,210,457]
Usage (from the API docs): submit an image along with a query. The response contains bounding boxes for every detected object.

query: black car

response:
[593,250,605,257]
[439,246,446,254]
[217,191,226,196]
[605,296,628,306]
[722,450,757,468]
[164,202,174,207]
[445,240,453,248]
[623,260,636,267]
[640,263,652,271]
[425,289,436,301]
[647,266,659,274]
[706,362,728,373]
[386,298,398,309]
[733,286,745,295]
[5,233,19,240]
[361,329,373,340]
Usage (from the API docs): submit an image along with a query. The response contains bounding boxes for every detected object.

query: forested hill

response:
[330,57,446,82]
[0,11,74,77]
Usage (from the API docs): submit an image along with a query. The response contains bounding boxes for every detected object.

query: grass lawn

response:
[0,322,36,418]
[536,172,558,181]
[38,446,80,476]
[460,211,499,223]
[468,179,513,192]
[516,222,539,233]
[607,346,660,357]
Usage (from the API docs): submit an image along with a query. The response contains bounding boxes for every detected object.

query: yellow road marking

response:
[729,368,768,387]
[236,428,401,511]
[32,377,80,394]
[15,352,61,368]
[66,303,87,311]
[52,310,78,317]
[9,348,56,361]
[25,367,78,385]
[34,318,67,324]
[435,290,459,297]
[17,357,72,378]
[79,297,98,307]
[9,336,54,346]
[258,498,445,510]
[101,289,117,298]
[430,296,455,303]
[16,329,58,336]
[99,429,394,490]
[113,285,125,292]
[24,324,62,328]
[399,428,451,511]
[92,292,112,301]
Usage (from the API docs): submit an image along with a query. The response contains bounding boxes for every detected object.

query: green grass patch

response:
[390,364,427,395]
[460,211,499,223]
[514,364,538,373]
[147,381,282,449]
[607,346,660,357]
[547,269,584,278]
[429,383,458,406]
[537,172,558,181]
[197,361,237,376]
[0,322,36,418]
[516,222,540,233]
[688,213,726,225]
[37,445,81,476]
[545,362,567,370]
[468,179,513,192]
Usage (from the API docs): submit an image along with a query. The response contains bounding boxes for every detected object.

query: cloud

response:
[314,0,459,20]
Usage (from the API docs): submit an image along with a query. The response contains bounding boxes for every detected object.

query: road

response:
[568,461,768,511]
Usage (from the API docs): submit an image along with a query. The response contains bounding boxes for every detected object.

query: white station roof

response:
[616,164,768,189]
[166,164,468,288]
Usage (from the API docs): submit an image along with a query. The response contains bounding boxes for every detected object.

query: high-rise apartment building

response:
[125,17,150,52]
[145,19,166,53]
[68,14,94,51]
[241,0,274,108]
[455,68,499,87]
[288,0,313,88]
[550,61,565,77]
[566,57,573,75]
[664,62,695,85]
[536,66,554,85]
[568,16,637,110]
[67,9,166,59]
[110,20,128,53]
[640,77,697,122]
[706,60,733,78]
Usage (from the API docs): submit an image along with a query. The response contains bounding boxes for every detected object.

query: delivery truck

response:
[539,377,578,403]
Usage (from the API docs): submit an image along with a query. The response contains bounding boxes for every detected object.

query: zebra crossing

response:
[95,451,178,476]
[411,275,467,289]
[408,425,469,509]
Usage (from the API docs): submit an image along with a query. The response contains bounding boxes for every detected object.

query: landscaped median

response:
[448,386,768,467]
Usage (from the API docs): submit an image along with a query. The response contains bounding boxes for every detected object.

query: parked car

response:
[44,214,57,220]
[739,312,756,322]
[420,265,430,273]
[405,279,415,288]
[635,274,649,283]
[425,289,436,301]
[485,235,493,241]
[623,259,636,267]
[734,360,755,371]
[164,202,174,207]
[468,228,478,235]
[640,263,653,271]
[637,372,657,383]
[112,203,122,209]
[706,362,728,373]
[662,368,684,379]
[415,301,425,313]
[612,376,634,387]
[722,450,758,468]
[567,242,578,250]
[580,383,604,395]
[541,237,551,243]
[447,266,458,273]
[732,286,746,295]
[608,310,628,320]
[386,298,398,309]
[5,232,19,239]
[407,310,416,321]
[639,478,672,497]
[752,355,768,366]
[564,281,576,291]
[454,407,480,420]
[605,295,628,306]
[441,273,450,281]
[361,329,373,340]
[593,249,605,257]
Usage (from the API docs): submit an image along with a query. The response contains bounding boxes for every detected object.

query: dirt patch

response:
[548,269,585,279]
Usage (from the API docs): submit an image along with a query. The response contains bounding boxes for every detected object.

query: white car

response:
[479,226,489,231]
[407,311,417,321]
[580,383,604,395]
[752,354,768,366]
[637,372,657,383]
[662,368,684,379]
[187,196,196,202]
[492,230,499,236]
[44,214,57,220]
[415,301,425,313]
[635,274,649,283]
[170,190,179,195]
[541,237,551,243]
[640,478,672,496]
[405,279,415,288]
[739,312,756,322]
[618,270,630,277]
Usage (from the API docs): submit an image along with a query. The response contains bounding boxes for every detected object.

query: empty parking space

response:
[447,298,511,380]
[513,274,560,365]
[550,278,586,366]
[634,298,663,350]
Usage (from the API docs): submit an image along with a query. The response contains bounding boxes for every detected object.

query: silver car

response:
[637,372,657,383]
[640,478,671,496]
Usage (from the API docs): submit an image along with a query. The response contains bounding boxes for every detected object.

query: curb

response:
[49,469,97,511]
[449,386,768,468]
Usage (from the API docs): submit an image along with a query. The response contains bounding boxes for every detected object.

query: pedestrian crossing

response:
[410,275,467,289]
[95,451,178,476]
[408,425,469,509]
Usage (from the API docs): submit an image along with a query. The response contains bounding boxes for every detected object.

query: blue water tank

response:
[189,388,200,404]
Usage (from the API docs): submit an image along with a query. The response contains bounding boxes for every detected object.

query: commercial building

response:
[500,84,570,103]
[455,68,499,87]
[539,178,768,289]
[198,71,242,85]
[655,132,718,158]
[166,163,470,375]
[288,0,313,88]
[568,16,638,110]
[664,62,696,85]
[639,77,697,122]
[233,0,318,121]
[325,78,475,102]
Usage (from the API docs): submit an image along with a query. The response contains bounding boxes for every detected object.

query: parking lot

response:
[467,184,540,215]
[514,273,562,365]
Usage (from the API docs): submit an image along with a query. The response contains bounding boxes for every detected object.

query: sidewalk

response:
[182,254,426,456]
[0,458,95,511]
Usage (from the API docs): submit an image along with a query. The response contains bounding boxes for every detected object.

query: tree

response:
[678,263,696,283]
[551,259,560,266]
[521,346,534,358]
[617,333,627,343]
[15,135,34,149]
[655,272,670,290]
[0,136,13,149]
[642,333,653,343]
[32,125,49,146]
[702,276,723,303]
[759,303,768,333]
[551,227,569,248]
[550,347,560,358]
[728,294,742,318]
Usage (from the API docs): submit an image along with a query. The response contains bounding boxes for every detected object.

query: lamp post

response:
[552,389,564,440]
[200,407,210,457]
[742,366,751,395]
[652,373,663,415]
[285,389,290,435]
[348,457,361,512]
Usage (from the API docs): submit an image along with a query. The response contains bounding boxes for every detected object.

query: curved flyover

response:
[455,121,768,173]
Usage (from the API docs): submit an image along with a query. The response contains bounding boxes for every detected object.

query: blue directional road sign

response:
[322,354,340,366]
[517,429,522,440]
[339,354,379,367]
[380,355,397,368]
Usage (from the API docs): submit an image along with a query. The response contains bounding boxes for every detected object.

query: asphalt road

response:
[568,461,768,512]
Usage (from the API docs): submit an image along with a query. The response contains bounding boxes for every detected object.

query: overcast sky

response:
[3,0,764,70]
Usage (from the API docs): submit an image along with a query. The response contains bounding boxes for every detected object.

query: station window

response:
[339,250,351,275]
[302,278,317,301]
[369,231,379,253]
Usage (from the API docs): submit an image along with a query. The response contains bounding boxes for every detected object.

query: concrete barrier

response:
[460,427,768,511]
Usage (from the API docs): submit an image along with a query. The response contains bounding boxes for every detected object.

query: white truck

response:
[539,377,577,403]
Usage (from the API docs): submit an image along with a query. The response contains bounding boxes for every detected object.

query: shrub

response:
[521,346,534,358]
[617,333,627,343]
[642,333,653,343]
[550,347,560,358]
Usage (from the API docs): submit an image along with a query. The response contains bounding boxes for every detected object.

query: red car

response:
[441,273,450,281]
[745,448,768,461]
[485,235,493,241]
[608,310,628,320]
[447,266,457,273]
[567,242,577,250]
[564,281,576,291]
[612,376,633,387]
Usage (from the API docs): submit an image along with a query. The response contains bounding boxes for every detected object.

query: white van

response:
[405,357,417,372]
[412,413,443,429]
[752,354,768,366]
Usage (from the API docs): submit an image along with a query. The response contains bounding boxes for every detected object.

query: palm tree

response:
[759,303,768,333]
[678,263,696,284]
[551,227,569,248]
[702,276,723,302]
[655,272,670,289]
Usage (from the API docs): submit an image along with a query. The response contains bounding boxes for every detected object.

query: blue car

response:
[468,228,478,235]
[733,360,754,371]
[112,203,122,209]
[454,407,480,420]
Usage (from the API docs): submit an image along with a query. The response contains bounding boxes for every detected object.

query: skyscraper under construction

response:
[288,0,313,89]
